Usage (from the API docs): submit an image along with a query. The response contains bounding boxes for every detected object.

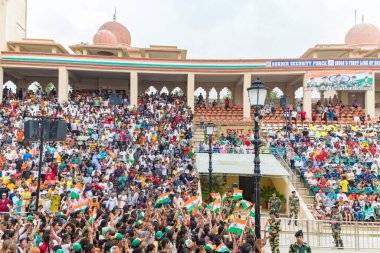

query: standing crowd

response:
[0,89,311,253]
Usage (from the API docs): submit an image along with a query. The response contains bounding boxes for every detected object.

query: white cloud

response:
[27,0,380,58]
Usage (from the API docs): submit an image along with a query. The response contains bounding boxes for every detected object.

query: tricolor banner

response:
[227,218,246,235]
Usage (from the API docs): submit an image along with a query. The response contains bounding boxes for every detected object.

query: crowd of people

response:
[267,120,380,222]
[0,88,307,253]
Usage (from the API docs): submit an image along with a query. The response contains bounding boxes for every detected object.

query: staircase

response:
[274,155,315,212]
[192,127,206,148]
[192,126,221,148]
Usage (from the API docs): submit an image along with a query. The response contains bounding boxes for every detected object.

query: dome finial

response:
[113,8,117,21]
[362,15,364,24]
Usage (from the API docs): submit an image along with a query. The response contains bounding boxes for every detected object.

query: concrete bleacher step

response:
[301,195,315,205]
[297,187,310,196]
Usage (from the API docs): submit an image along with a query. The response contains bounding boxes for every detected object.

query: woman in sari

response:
[363,201,375,221]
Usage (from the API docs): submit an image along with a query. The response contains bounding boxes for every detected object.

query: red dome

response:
[93,29,118,45]
[98,21,131,45]
[345,23,380,45]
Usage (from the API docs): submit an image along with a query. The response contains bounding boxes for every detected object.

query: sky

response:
[27,0,380,59]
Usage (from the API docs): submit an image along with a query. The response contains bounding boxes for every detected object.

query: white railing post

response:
[317,220,321,247]
[355,221,359,251]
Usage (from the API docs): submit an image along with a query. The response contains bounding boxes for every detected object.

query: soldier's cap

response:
[295,230,303,237]
[332,205,339,209]
[269,211,275,215]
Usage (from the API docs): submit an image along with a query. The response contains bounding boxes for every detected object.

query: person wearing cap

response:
[72,243,82,252]
[268,193,282,218]
[267,211,281,253]
[330,205,343,248]
[288,230,311,253]
[288,190,300,226]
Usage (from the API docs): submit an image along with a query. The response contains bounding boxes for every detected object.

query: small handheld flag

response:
[232,189,243,200]
[227,218,246,235]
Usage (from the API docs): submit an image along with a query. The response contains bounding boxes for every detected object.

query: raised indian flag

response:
[210,193,221,200]
[221,193,227,203]
[154,193,170,208]
[248,207,255,218]
[264,220,270,232]
[205,203,212,210]
[232,189,243,200]
[239,200,252,209]
[70,184,83,199]
[192,199,201,215]
[215,243,229,252]
[227,218,246,235]
[72,202,88,212]
[212,198,221,213]
[184,196,199,212]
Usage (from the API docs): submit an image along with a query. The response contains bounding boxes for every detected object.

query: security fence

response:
[259,217,380,250]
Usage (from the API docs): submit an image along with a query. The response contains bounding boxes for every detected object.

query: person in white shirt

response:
[304,169,314,180]
[336,190,348,201]
[106,193,118,211]
[118,191,129,209]
[129,189,139,206]
[308,176,318,187]
[173,193,184,208]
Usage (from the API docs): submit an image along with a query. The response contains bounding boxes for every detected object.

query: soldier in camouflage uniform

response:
[289,230,312,253]
[268,211,281,253]
[331,205,343,248]
[288,190,300,226]
[268,193,282,218]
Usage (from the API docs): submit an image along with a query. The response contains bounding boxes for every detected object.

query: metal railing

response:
[260,217,380,250]
[193,146,272,154]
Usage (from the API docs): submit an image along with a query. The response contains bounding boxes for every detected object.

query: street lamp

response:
[205,122,215,201]
[247,78,267,244]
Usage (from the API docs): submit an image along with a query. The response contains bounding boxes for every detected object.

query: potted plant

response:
[260,185,286,208]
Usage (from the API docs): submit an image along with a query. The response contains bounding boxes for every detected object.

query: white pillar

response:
[243,73,251,118]
[234,84,242,106]
[187,73,195,112]
[340,91,348,105]
[286,85,295,106]
[303,75,312,119]
[365,81,375,118]
[0,67,3,103]
[130,71,138,107]
[216,89,220,105]
[58,67,69,103]
[320,91,325,105]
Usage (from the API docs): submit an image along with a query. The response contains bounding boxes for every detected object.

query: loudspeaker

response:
[24,120,40,141]
[44,121,67,141]
[280,95,288,108]
[56,121,67,141]
[24,120,67,142]
[110,93,123,105]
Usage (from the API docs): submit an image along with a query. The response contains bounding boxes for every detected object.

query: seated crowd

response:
[268,122,380,221]
[0,89,269,253]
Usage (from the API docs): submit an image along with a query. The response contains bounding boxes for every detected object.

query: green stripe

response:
[227,227,243,235]
[1,56,266,69]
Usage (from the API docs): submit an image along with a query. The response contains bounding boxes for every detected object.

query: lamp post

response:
[247,78,267,245]
[205,122,215,201]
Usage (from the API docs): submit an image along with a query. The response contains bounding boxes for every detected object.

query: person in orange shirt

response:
[16,130,24,144]
[90,197,100,209]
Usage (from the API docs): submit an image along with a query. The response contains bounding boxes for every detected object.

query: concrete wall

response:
[219,175,239,193]
[70,78,129,92]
